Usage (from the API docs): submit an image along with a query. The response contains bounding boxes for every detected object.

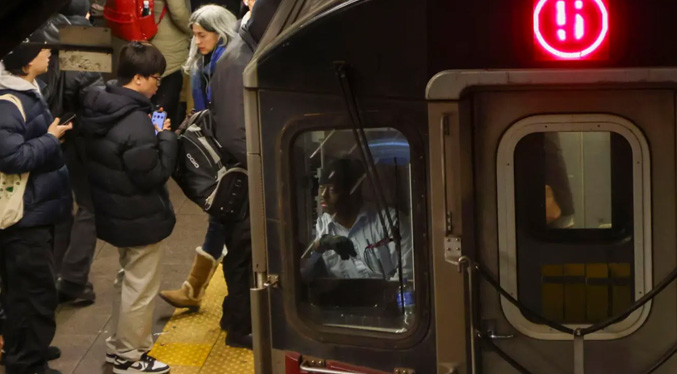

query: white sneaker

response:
[105,352,117,364]
[113,353,169,374]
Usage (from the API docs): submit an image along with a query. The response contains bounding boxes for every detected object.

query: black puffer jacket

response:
[37,13,104,118]
[0,66,71,228]
[80,82,178,247]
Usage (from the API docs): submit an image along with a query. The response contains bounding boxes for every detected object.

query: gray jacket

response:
[210,0,280,167]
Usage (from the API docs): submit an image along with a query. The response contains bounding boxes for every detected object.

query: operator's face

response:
[319,184,342,215]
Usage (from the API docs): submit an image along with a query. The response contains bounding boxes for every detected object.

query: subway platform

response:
[0,180,254,374]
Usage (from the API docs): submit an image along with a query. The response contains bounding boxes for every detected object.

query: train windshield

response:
[292,127,416,333]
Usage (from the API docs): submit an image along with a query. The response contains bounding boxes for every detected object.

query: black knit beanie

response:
[2,43,43,74]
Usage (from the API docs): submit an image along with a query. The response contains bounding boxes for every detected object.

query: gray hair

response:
[183,5,238,75]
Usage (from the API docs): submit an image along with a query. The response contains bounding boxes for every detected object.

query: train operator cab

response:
[245,0,677,373]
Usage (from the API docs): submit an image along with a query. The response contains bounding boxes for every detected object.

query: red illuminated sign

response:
[534,0,609,60]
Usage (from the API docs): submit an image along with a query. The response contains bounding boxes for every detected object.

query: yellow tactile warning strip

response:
[149,265,255,373]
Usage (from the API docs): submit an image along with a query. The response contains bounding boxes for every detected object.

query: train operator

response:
[301,158,413,281]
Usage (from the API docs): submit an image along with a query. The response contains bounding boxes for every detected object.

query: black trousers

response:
[53,139,97,292]
[219,216,252,336]
[0,225,58,374]
[151,70,184,131]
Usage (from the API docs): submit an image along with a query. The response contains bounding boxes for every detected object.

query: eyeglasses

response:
[149,75,162,86]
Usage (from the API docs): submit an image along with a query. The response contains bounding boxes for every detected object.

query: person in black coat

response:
[0,42,73,374]
[212,0,278,348]
[191,0,243,16]
[37,0,105,305]
[160,0,279,350]
[79,42,176,374]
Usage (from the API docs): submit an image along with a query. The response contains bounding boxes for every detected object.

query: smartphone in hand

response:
[59,112,76,125]
[151,110,167,134]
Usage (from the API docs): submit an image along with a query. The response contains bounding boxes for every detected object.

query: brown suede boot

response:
[159,246,222,312]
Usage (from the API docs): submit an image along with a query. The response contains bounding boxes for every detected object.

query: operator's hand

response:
[317,235,357,260]
[48,118,72,140]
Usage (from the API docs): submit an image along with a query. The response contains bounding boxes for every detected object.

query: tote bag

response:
[0,94,29,229]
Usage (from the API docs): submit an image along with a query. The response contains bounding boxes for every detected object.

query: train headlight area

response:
[5,0,677,373]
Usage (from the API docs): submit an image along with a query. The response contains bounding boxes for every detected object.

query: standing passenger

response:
[79,42,177,374]
[185,5,237,114]
[158,5,239,316]
[150,0,192,131]
[239,0,255,29]
[37,0,104,305]
[208,0,280,348]
[0,42,73,374]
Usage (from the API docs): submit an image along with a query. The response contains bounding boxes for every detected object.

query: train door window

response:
[496,114,651,340]
[292,127,416,334]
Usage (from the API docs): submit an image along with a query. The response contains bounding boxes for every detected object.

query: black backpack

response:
[173,110,249,222]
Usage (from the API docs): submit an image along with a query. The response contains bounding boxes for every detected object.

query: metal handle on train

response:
[486,330,514,340]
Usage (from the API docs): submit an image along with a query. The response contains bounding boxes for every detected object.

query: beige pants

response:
[106,242,164,361]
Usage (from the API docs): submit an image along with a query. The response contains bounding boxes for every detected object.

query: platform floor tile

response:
[149,264,254,373]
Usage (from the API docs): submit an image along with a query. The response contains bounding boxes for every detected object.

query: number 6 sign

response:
[534,0,609,60]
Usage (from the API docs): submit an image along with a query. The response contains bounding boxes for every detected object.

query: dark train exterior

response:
[245,0,677,373]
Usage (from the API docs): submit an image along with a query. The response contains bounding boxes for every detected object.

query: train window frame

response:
[496,114,652,340]
[278,113,430,348]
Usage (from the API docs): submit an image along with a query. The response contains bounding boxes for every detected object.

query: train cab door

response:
[427,69,677,374]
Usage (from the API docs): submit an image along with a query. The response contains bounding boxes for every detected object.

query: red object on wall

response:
[104,0,166,41]
[533,0,610,60]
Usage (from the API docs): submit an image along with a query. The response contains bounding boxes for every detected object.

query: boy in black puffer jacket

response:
[0,42,73,374]
[79,42,176,374]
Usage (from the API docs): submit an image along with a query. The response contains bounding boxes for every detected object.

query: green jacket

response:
[151,0,192,76]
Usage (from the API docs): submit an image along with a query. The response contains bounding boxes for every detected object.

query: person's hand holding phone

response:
[48,116,73,141]
[151,107,168,134]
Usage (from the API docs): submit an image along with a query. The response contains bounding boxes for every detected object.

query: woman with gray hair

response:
[184,4,237,111]
[158,4,245,346]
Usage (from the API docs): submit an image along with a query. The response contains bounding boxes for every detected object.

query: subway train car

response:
[245,0,677,373]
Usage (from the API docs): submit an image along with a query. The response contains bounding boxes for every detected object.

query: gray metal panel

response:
[245,87,268,273]
[249,153,268,273]
[252,286,273,374]
[59,26,111,47]
[471,89,676,374]
[428,102,469,374]
[426,69,677,100]
[245,88,262,163]
[272,348,288,374]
